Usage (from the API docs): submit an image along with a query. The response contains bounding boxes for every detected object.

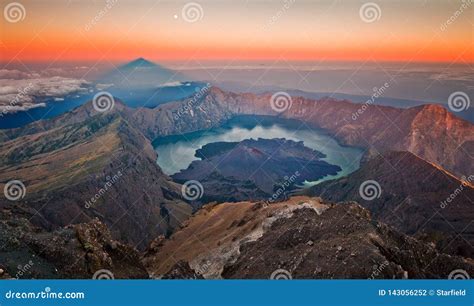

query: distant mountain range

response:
[0,85,472,279]
[213,81,474,123]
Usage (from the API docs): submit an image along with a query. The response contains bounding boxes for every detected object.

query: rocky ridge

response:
[0,208,147,279]
[144,196,473,279]
[0,101,192,250]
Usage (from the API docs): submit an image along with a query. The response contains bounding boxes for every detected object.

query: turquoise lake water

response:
[154,116,364,185]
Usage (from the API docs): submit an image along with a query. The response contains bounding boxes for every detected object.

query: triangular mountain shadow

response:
[96,58,189,89]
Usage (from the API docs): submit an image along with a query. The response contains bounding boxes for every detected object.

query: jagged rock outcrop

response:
[223,203,473,279]
[161,261,203,279]
[0,210,148,279]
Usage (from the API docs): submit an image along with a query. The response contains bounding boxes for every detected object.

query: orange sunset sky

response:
[0,0,473,63]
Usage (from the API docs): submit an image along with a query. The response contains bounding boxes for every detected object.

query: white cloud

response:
[428,71,474,83]
[0,103,46,116]
[95,83,114,90]
[160,81,192,87]
[0,69,37,79]
[0,70,92,115]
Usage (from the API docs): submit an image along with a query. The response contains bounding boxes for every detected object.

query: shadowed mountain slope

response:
[0,101,192,250]
[306,151,474,258]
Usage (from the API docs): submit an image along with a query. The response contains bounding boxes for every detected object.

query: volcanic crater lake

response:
[153,116,364,185]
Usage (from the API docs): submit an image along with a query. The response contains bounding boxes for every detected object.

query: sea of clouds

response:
[0,68,92,115]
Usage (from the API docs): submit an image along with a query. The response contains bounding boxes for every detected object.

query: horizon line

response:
[2,58,473,65]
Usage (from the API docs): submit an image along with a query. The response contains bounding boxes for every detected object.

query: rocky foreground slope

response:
[144,196,473,279]
[0,207,147,279]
